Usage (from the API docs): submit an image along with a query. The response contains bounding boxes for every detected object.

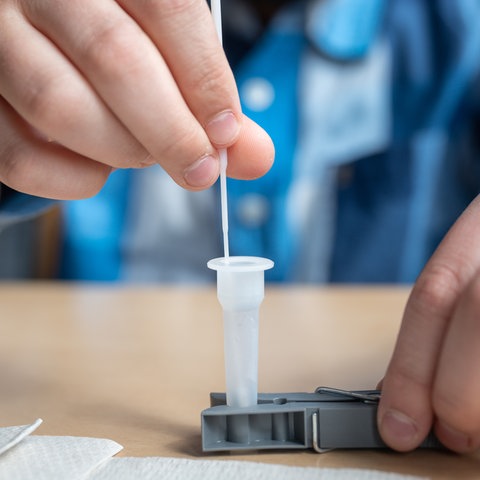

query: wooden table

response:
[0,283,479,478]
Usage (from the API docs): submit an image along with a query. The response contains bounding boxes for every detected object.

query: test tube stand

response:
[201,387,443,453]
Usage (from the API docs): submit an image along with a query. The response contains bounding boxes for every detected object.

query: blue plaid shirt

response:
[225,0,480,283]
[2,0,480,283]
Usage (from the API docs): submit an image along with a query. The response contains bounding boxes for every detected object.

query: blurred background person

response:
[1,0,479,284]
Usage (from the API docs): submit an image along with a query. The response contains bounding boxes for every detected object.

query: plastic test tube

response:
[208,256,274,408]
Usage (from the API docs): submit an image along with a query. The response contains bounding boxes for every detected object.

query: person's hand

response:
[378,194,480,453]
[0,0,273,199]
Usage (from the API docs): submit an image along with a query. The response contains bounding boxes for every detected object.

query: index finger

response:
[378,194,480,451]
[23,0,263,190]
[117,0,243,148]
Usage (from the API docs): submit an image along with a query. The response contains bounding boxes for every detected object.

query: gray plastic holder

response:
[201,387,443,453]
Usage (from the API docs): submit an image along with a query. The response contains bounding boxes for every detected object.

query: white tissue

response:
[89,457,427,480]
[0,422,426,480]
[0,419,43,456]
[0,434,122,480]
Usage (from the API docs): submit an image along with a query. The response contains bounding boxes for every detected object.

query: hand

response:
[378,194,480,453]
[0,0,273,199]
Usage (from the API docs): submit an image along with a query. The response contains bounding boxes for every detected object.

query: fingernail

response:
[205,111,240,146]
[380,409,418,451]
[437,421,472,452]
[184,155,219,188]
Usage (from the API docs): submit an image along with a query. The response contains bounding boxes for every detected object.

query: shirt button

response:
[236,193,270,228]
[241,77,275,112]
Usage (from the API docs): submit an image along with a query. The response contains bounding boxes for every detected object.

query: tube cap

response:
[208,257,274,310]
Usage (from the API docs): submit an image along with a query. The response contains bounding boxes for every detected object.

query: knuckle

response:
[0,142,35,192]
[151,114,206,165]
[80,19,145,76]
[411,262,464,316]
[22,73,82,133]
[137,154,156,168]
[0,141,109,199]
[149,0,199,18]
[193,57,232,97]
[433,389,480,435]
[387,364,430,395]
[433,388,460,422]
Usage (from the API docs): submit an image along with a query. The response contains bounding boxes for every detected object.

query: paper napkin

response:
[89,457,427,480]
[0,432,122,480]
[0,419,43,456]
[0,421,427,480]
